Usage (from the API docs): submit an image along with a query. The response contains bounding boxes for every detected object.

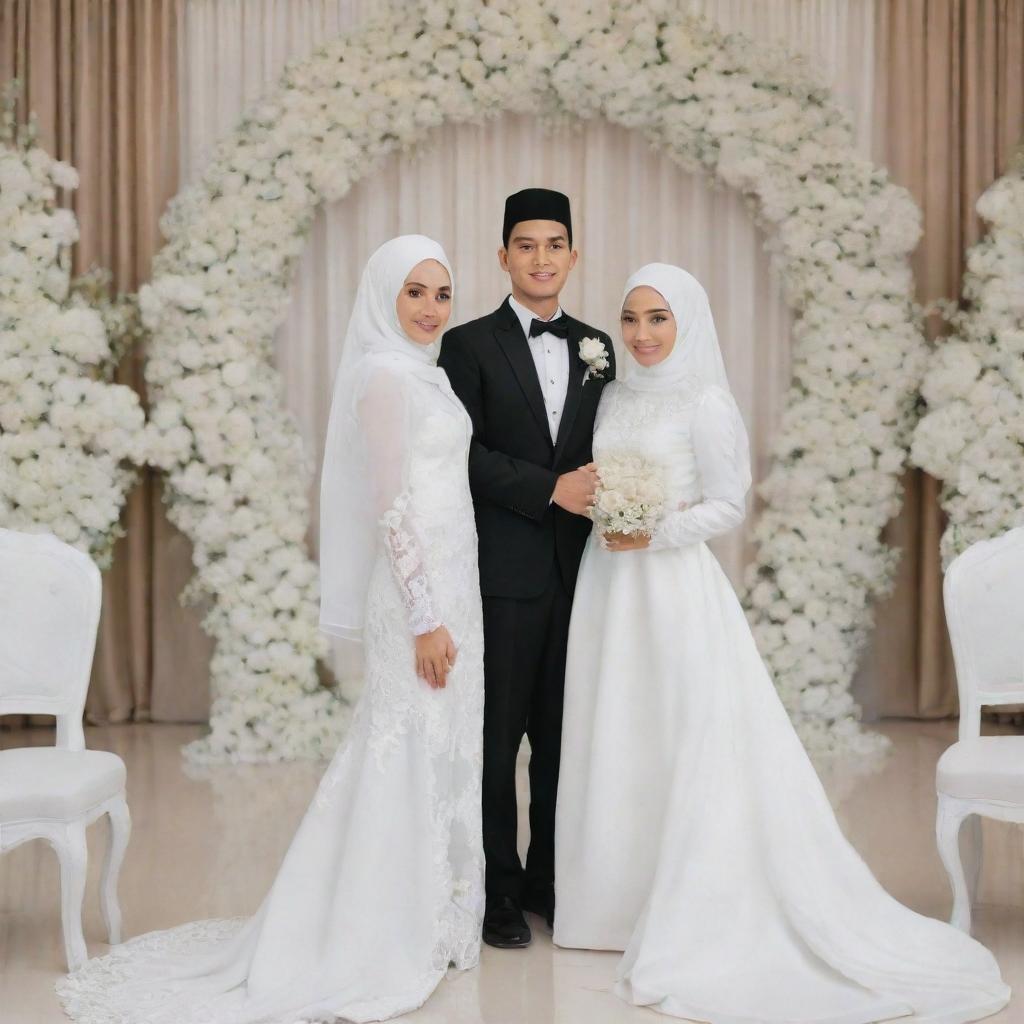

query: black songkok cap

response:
[502,188,573,249]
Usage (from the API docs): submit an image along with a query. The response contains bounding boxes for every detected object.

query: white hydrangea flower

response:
[912,156,1024,566]
[0,102,148,571]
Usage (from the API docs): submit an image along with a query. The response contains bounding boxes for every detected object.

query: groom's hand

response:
[552,463,598,516]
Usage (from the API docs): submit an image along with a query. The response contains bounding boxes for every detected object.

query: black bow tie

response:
[528,314,570,339]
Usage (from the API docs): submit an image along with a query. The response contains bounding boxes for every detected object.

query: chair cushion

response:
[936,736,1024,804]
[0,747,126,823]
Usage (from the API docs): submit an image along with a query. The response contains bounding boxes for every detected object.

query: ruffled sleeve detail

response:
[358,368,441,637]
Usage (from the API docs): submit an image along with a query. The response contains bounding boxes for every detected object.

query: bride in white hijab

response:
[58,236,487,1024]
[554,263,1008,1023]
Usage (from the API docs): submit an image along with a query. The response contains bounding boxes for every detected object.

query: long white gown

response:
[554,377,1010,1024]
[57,360,486,1024]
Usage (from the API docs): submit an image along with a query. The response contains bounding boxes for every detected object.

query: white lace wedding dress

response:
[554,378,1009,1023]
[58,363,486,1024]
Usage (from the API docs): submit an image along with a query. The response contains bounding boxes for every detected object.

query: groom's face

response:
[499,220,577,305]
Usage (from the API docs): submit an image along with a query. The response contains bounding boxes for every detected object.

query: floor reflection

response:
[1,720,1020,1023]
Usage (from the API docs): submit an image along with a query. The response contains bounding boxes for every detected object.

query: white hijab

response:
[319,235,455,641]
[621,263,752,491]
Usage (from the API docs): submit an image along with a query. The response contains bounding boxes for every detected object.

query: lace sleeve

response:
[358,368,442,637]
[648,387,748,552]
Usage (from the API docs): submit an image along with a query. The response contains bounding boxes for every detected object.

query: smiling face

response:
[498,219,578,316]
[621,286,677,366]
[395,259,452,344]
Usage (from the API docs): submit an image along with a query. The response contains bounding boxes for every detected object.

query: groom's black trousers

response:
[481,561,573,903]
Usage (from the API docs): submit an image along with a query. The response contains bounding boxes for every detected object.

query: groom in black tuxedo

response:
[439,189,615,948]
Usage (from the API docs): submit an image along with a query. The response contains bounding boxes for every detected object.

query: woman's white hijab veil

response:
[620,262,752,494]
[318,234,454,640]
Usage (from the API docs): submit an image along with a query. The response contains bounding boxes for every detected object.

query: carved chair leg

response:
[100,798,131,945]
[54,821,89,971]
[962,812,983,908]
[936,797,972,933]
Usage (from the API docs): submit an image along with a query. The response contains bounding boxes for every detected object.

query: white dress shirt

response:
[509,294,570,444]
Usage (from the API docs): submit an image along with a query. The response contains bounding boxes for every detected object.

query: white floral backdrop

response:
[178,0,881,699]
[0,90,149,570]
[4,0,951,763]
[912,149,1024,566]
[123,0,923,761]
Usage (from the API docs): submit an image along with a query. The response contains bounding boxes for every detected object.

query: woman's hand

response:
[602,531,651,552]
[415,625,458,689]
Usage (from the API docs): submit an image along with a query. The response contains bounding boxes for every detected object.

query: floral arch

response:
[136,0,926,762]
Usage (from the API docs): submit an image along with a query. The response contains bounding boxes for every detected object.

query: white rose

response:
[222,361,250,388]
[579,337,606,363]
[49,208,79,246]
[158,275,205,311]
[50,160,80,189]
[176,340,206,370]
[479,37,506,68]
[597,490,627,515]
[53,307,107,364]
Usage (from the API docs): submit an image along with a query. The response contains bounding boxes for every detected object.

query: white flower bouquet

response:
[590,451,666,537]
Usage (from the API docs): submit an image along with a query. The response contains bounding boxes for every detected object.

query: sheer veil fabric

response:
[318,234,458,640]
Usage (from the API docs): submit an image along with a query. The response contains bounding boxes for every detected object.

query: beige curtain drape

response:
[2,1,1021,728]
[858,0,1024,719]
[0,0,194,728]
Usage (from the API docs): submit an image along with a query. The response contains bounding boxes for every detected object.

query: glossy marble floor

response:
[2,720,1022,1024]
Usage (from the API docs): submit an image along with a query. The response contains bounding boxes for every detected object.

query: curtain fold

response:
[857,0,1024,720]
[0,0,181,726]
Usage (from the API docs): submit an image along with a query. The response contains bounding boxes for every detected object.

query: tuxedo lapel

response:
[553,321,587,461]
[493,298,552,445]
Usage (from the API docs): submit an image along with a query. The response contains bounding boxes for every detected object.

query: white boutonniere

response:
[579,336,610,382]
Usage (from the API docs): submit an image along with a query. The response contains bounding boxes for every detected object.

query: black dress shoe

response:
[483,896,532,948]
[522,886,555,931]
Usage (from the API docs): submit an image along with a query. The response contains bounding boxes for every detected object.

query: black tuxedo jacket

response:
[438,297,615,600]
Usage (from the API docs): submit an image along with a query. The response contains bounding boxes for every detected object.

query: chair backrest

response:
[0,529,101,750]
[944,525,1024,741]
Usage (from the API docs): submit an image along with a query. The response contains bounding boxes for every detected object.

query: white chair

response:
[0,528,131,971]
[936,525,1024,933]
